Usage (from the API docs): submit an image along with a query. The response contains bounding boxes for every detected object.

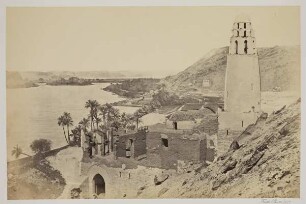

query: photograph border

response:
[0,0,305,204]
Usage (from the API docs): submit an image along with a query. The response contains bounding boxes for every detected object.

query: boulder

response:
[70,188,82,199]
[229,141,240,151]
[154,173,169,185]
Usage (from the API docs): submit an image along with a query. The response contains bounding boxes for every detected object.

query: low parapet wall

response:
[8,145,70,173]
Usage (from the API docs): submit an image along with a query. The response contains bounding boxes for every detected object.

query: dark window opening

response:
[244,23,246,28]
[226,130,229,135]
[125,139,134,158]
[244,40,248,54]
[173,122,178,130]
[242,121,244,127]
[93,174,105,195]
[235,40,238,54]
[244,31,246,37]
[237,23,240,29]
[162,138,169,148]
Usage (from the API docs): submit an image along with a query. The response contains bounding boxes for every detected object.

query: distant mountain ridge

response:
[7,70,155,82]
[163,45,300,93]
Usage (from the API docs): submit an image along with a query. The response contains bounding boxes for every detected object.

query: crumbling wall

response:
[146,132,210,169]
[133,131,147,158]
[116,130,147,159]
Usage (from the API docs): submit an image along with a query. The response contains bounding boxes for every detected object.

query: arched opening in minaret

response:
[235,40,238,54]
[244,31,246,37]
[244,40,248,54]
[244,23,246,28]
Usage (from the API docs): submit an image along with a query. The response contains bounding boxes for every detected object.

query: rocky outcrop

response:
[154,98,300,198]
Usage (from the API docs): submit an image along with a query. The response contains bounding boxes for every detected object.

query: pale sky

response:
[6,7,300,77]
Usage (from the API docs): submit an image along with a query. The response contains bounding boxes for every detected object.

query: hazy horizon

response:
[7,7,300,77]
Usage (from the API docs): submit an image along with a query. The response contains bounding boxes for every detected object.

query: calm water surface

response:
[7,83,139,161]
[7,86,299,161]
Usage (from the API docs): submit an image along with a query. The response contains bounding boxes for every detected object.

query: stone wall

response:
[7,145,70,174]
[165,120,196,130]
[80,163,169,198]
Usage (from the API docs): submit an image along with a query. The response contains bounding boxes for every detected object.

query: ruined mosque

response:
[78,14,262,198]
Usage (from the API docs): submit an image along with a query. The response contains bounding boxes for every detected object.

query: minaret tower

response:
[217,15,261,155]
[225,14,261,113]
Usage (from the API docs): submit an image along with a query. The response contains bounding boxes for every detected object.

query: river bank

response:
[7,83,139,162]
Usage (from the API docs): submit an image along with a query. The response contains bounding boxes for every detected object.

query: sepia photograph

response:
[0,1,304,203]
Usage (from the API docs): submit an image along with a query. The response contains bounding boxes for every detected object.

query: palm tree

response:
[94,116,102,130]
[99,104,108,126]
[85,100,100,130]
[133,109,144,130]
[63,112,73,142]
[58,115,69,144]
[11,145,31,159]
[79,117,90,133]
[120,112,133,133]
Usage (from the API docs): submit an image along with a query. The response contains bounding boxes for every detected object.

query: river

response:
[7,83,140,161]
[7,84,300,162]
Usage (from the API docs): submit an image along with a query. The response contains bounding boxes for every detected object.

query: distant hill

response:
[6,71,38,88]
[163,46,300,93]
[8,70,154,83]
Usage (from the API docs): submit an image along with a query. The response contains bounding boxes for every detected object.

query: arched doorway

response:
[93,174,105,196]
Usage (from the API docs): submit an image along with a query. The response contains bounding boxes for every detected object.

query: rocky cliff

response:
[163,46,300,93]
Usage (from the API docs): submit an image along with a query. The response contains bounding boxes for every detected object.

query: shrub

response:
[30,139,52,154]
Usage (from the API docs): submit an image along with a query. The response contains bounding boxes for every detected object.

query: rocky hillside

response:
[163,46,300,93]
[140,98,300,198]
[6,71,38,88]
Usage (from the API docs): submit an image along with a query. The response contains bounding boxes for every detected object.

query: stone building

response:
[145,124,216,170]
[202,79,211,88]
[218,15,262,155]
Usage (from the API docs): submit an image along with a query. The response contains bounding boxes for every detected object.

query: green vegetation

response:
[30,139,52,154]
[103,78,160,98]
[47,77,93,86]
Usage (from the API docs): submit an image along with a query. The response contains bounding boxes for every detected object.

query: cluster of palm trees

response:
[83,99,145,133]
[11,99,149,160]
[57,112,73,144]
[57,99,148,146]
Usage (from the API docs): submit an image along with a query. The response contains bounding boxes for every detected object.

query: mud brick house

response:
[165,103,216,130]
[115,128,147,159]
[145,124,216,169]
